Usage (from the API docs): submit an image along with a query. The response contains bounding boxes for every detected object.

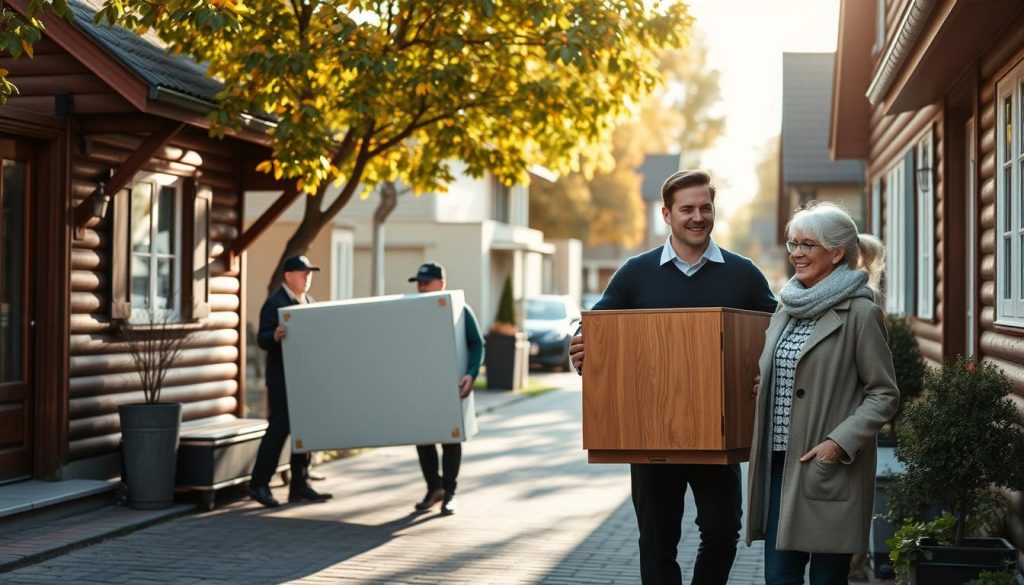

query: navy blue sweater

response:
[591,246,777,313]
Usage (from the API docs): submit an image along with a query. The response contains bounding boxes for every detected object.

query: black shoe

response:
[288,483,332,503]
[440,493,457,516]
[249,485,281,508]
[414,487,445,511]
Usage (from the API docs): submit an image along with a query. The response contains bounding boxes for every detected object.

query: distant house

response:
[582,153,681,294]
[779,52,866,244]
[831,0,1024,558]
[0,0,292,483]
[245,163,580,340]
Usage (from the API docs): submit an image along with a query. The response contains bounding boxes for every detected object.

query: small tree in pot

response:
[118,308,188,509]
[485,275,526,389]
[891,356,1024,583]
[883,314,925,441]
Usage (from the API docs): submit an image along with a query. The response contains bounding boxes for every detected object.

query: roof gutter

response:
[150,85,277,134]
[865,0,940,106]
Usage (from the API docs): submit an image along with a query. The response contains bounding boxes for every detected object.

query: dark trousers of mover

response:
[250,384,310,489]
[416,443,461,494]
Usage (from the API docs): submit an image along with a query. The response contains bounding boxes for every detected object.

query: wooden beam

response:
[226,184,301,266]
[79,114,167,134]
[105,121,186,195]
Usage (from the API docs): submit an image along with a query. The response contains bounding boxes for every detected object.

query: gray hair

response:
[787,201,885,293]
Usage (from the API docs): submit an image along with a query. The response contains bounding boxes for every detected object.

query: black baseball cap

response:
[408,262,445,282]
[282,255,320,272]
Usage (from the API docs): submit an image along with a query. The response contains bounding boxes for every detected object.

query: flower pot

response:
[119,403,182,510]
[484,331,528,390]
[910,537,1017,585]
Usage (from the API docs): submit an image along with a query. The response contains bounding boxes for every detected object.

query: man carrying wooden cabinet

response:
[570,171,777,585]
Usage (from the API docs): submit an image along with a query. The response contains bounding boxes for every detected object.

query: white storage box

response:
[279,290,477,452]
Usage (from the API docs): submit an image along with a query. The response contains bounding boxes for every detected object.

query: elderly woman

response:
[746,202,900,584]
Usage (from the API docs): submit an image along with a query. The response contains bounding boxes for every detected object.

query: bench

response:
[176,417,290,510]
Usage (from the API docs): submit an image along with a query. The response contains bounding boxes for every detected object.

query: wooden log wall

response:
[979,12,1024,560]
[68,124,245,460]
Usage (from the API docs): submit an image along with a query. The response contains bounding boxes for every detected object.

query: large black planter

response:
[910,537,1016,585]
[119,402,182,510]
[485,331,528,390]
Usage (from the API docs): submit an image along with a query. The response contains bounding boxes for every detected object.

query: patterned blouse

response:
[771,318,817,452]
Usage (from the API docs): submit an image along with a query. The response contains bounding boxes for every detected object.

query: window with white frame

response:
[490,175,510,224]
[885,162,907,315]
[916,131,935,320]
[651,203,668,237]
[995,65,1024,326]
[331,230,354,300]
[129,174,182,322]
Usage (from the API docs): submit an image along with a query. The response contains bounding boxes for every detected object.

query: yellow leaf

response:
[255,160,272,173]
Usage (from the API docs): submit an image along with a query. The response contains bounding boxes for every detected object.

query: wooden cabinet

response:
[582,308,770,464]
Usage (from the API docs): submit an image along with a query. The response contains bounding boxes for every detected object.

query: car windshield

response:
[527,299,567,320]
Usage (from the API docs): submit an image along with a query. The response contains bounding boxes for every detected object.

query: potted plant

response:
[871,314,927,577]
[484,275,527,390]
[118,308,187,509]
[883,314,926,444]
[889,356,1024,584]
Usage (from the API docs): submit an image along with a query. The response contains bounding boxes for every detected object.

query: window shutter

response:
[188,183,212,320]
[903,148,917,315]
[110,187,132,320]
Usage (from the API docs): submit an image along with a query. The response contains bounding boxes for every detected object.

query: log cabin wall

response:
[67,126,246,464]
[3,34,248,473]
[978,11,1024,558]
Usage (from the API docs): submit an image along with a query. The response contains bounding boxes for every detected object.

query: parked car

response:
[580,292,602,311]
[525,295,581,371]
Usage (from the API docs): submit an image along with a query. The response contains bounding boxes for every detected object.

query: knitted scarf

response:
[779,264,874,319]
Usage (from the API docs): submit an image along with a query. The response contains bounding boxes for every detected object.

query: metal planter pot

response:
[911,537,1017,585]
[119,403,182,510]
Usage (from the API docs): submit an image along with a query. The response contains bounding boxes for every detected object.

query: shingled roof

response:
[70,0,222,103]
[781,52,863,185]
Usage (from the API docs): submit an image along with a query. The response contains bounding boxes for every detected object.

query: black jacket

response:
[257,287,309,388]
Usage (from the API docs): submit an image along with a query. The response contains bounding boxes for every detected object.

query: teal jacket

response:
[463,306,485,379]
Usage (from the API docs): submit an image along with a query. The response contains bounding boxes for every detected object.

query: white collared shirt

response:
[659,235,724,276]
[282,284,310,305]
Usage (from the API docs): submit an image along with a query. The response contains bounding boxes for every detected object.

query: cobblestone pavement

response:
[4,375,790,584]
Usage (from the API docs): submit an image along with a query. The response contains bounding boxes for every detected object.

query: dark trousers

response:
[764,452,851,585]
[630,463,742,585]
[250,384,310,489]
[416,443,461,494]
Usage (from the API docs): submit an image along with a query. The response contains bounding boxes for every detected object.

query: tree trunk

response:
[264,174,362,296]
[370,181,399,296]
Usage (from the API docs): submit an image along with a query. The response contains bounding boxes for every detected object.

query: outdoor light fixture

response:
[916,165,932,193]
[73,183,111,239]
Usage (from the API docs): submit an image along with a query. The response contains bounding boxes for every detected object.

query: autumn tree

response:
[96,0,694,291]
[529,35,723,248]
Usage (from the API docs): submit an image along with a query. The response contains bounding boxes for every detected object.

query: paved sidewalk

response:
[2,371,898,584]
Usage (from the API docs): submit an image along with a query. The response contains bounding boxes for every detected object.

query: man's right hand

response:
[570,334,584,372]
[273,324,288,342]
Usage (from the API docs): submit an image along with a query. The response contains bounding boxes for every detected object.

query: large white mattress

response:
[279,290,478,452]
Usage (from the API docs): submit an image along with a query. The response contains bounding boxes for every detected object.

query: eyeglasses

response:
[785,240,822,254]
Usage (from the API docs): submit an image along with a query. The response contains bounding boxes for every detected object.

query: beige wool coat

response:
[745,297,900,553]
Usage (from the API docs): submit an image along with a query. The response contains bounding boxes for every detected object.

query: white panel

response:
[280,290,476,451]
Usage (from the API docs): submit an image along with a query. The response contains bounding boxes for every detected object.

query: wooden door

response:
[0,139,33,483]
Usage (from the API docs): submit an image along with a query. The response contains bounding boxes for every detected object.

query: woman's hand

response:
[751,375,761,398]
[800,439,845,464]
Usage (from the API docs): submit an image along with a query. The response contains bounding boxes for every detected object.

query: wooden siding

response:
[67,125,245,460]
[0,38,134,115]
